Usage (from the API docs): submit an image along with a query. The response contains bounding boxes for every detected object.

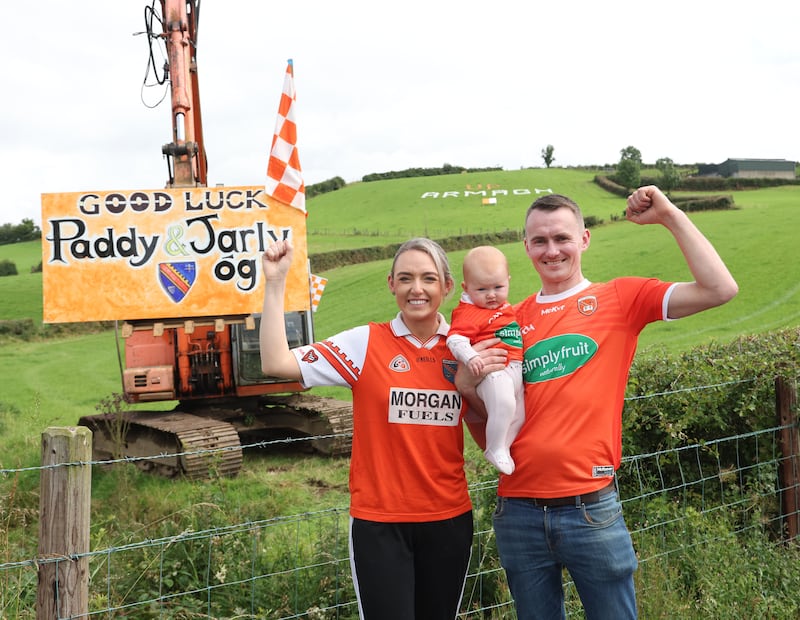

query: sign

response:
[41,186,309,323]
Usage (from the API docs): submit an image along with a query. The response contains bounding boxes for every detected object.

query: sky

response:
[3,0,799,225]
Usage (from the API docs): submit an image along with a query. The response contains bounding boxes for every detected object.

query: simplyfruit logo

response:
[523,334,598,383]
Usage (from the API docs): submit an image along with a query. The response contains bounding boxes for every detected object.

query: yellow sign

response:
[41,186,309,323]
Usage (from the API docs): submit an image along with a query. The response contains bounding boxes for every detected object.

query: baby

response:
[447,246,524,474]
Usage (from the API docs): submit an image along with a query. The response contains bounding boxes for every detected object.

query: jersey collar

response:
[391,312,450,347]
[536,278,592,304]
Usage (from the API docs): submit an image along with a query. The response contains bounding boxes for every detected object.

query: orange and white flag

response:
[265,59,305,212]
[309,273,327,312]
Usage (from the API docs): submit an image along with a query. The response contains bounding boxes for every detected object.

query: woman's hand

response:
[261,239,294,282]
[259,239,302,380]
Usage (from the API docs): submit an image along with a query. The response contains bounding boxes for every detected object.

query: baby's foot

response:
[485,449,515,475]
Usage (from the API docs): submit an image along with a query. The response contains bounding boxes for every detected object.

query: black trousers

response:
[350,511,473,620]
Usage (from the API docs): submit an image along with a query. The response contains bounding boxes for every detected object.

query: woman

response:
[260,237,495,620]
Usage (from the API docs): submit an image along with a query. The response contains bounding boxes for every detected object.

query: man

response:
[459,186,737,619]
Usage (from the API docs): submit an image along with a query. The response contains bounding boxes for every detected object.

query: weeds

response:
[96,393,131,461]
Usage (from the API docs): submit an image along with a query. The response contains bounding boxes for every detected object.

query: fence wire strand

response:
[2,379,798,619]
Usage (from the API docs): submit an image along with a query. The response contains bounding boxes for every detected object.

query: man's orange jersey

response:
[499,277,675,499]
[292,314,472,522]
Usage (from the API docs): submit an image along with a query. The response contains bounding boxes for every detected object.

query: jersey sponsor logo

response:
[541,304,565,316]
[388,388,461,426]
[593,465,615,478]
[495,321,522,348]
[300,349,319,363]
[389,355,410,372]
[522,333,598,383]
[577,295,597,316]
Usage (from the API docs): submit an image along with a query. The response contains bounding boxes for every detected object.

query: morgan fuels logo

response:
[388,388,461,426]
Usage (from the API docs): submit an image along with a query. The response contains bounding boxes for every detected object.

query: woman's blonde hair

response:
[390,237,454,297]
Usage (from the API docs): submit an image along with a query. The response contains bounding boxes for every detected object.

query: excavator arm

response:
[160,0,208,187]
[73,2,353,479]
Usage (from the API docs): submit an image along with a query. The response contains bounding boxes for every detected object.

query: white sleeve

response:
[662,282,680,321]
[291,324,369,388]
[446,333,479,365]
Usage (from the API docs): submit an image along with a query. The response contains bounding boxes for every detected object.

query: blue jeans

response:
[493,492,638,620]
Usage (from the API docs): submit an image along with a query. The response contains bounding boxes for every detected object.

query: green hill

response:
[306,167,618,250]
[2,169,799,356]
[2,169,796,476]
[304,173,800,354]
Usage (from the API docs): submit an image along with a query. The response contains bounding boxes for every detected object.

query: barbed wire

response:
[623,377,755,401]
[3,423,796,618]
[0,433,346,475]
[0,377,761,476]
[2,377,798,618]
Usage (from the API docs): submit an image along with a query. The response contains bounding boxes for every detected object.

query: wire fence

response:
[2,380,799,619]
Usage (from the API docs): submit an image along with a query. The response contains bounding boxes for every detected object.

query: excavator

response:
[41,0,352,479]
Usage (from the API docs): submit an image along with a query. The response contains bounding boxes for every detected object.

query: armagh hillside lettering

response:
[420,187,553,199]
[421,189,532,199]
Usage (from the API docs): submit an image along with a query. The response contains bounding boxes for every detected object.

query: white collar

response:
[390,312,450,347]
[536,278,592,303]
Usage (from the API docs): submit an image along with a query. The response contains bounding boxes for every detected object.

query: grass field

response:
[1,170,798,459]
[305,167,619,248]
[307,180,800,354]
[1,170,799,617]
[5,171,798,348]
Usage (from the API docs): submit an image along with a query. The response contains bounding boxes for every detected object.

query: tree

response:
[541,145,555,168]
[616,145,642,191]
[619,146,642,164]
[655,157,682,195]
[0,218,42,245]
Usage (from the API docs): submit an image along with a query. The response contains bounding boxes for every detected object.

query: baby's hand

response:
[467,356,484,377]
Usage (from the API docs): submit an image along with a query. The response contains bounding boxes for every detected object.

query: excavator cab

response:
[120,312,313,403]
[232,312,310,386]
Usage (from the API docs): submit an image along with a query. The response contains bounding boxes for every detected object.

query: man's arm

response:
[627,186,738,319]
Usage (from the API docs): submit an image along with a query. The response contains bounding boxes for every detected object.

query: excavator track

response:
[184,394,354,457]
[79,394,352,479]
[79,411,243,479]
[265,394,353,457]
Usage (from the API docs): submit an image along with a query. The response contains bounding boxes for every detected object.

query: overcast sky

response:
[3,1,799,225]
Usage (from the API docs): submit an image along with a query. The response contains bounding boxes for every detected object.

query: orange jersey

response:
[448,297,523,363]
[499,277,675,498]
[292,314,471,522]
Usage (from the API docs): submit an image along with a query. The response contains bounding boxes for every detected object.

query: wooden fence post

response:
[37,426,92,620]
[775,377,800,542]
